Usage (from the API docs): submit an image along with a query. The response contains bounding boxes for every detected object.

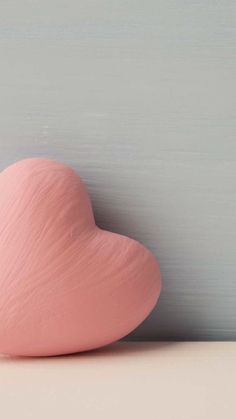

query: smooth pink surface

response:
[0,158,161,356]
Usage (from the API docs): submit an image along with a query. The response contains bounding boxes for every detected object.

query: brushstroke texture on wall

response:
[0,0,235,339]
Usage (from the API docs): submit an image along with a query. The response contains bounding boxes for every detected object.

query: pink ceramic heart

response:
[0,158,161,356]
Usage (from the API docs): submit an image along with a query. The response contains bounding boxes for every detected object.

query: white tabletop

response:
[0,342,235,418]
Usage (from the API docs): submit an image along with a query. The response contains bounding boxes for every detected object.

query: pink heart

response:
[0,158,161,356]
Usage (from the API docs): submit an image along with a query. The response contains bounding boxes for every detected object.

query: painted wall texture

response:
[0,1,235,340]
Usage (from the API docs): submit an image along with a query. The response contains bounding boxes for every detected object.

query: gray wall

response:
[0,1,235,340]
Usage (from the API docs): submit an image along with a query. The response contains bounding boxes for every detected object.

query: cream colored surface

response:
[0,342,235,418]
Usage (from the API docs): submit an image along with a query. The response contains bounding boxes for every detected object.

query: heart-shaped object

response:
[0,158,161,356]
